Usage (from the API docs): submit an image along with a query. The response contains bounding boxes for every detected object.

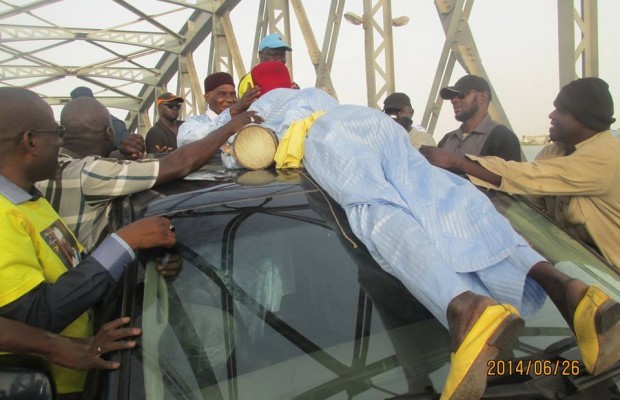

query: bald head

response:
[0,87,63,187]
[0,87,54,146]
[60,97,115,157]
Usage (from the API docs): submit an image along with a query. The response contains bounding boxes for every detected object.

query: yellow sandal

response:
[441,304,524,400]
[574,285,620,375]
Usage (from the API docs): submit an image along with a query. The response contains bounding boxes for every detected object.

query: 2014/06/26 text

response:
[487,359,581,377]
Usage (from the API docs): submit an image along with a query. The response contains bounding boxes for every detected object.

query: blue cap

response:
[70,86,94,99]
[258,33,292,51]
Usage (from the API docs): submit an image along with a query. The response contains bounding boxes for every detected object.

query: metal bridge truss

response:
[0,0,599,135]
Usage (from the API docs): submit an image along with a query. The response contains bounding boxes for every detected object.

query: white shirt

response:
[177,108,231,147]
[177,107,241,168]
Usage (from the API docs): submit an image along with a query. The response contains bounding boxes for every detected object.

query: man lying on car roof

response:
[233,61,620,400]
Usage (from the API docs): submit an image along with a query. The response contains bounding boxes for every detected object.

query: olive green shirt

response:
[467,131,620,270]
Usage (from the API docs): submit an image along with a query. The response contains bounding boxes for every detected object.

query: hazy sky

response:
[5,0,617,142]
[228,0,620,141]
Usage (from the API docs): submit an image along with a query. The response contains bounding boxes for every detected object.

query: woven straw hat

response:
[232,124,278,170]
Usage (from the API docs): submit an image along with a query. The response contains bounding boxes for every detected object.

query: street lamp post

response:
[343,0,408,109]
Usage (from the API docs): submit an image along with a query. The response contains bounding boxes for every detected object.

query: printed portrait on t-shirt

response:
[40,220,81,268]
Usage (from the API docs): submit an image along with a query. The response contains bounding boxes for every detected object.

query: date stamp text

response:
[488,359,581,377]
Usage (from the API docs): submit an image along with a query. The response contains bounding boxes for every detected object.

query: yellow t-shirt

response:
[0,194,90,394]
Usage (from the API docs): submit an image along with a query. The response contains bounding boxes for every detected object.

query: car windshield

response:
[127,182,620,399]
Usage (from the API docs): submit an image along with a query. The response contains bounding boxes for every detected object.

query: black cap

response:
[554,77,615,132]
[440,75,492,100]
[70,86,95,99]
[383,92,411,111]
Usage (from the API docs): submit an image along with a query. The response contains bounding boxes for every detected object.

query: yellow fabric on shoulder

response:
[274,110,325,169]
[238,73,253,98]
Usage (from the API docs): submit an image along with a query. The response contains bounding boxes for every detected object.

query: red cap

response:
[251,61,293,96]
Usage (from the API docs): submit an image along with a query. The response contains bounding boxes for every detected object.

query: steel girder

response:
[359,0,396,109]
[128,0,242,133]
[0,0,602,137]
[557,0,598,87]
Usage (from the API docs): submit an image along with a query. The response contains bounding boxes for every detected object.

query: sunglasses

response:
[163,103,182,110]
[14,125,66,144]
[383,108,403,116]
[453,90,479,100]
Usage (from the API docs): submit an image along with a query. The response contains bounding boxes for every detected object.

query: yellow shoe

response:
[574,285,620,375]
[440,304,524,400]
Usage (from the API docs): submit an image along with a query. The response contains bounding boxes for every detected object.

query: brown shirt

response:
[145,119,183,153]
[467,131,620,270]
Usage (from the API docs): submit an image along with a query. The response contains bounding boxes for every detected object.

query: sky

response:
[226,0,620,141]
[2,0,618,142]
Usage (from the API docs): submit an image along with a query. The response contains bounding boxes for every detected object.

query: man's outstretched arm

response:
[156,110,262,185]
[419,146,502,186]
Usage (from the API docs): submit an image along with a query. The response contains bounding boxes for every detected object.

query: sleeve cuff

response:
[89,233,136,281]
[465,154,503,189]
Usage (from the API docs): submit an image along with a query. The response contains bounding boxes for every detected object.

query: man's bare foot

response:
[447,291,497,351]
[563,278,589,329]
[527,262,588,329]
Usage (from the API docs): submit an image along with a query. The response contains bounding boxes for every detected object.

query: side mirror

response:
[0,354,55,400]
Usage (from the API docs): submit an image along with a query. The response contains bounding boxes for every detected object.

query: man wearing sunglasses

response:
[145,92,185,154]
[437,75,522,161]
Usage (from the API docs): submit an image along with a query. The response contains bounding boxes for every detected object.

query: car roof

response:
[130,164,618,279]
[133,167,316,218]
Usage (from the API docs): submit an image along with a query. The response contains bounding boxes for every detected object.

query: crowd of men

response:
[0,31,619,400]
